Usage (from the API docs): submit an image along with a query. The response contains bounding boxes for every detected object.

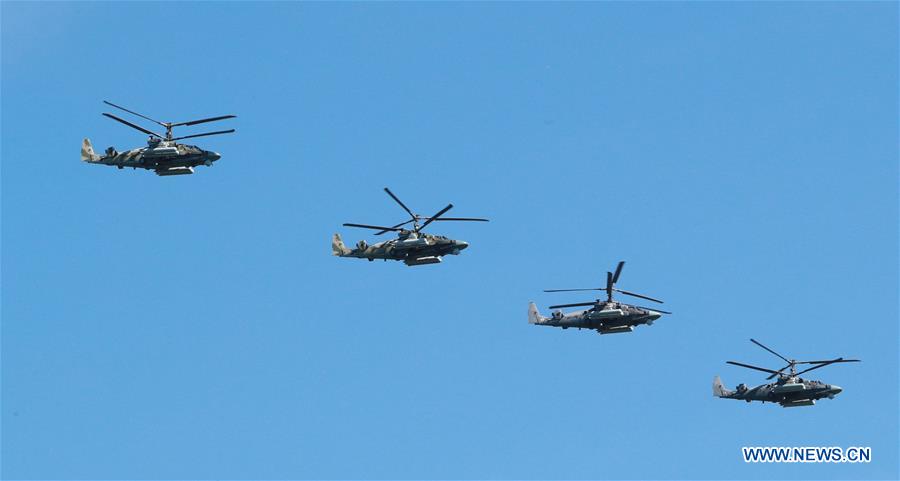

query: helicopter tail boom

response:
[81,138,101,162]
[332,233,352,256]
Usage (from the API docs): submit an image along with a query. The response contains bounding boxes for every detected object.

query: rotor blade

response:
[633,305,672,315]
[169,129,235,141]
[103,100,166,126]
[383,188,416,220]
[612,261,625,284]
[766,363,792,380]
[543,288,604,293]
[426,217,489,222]
[750,338,791,364]
[614,288,664,304]
[375,219,414,235]
[171,115,236,127]
[548,302,598,309]
[343,223,402,232]
[102,113,164,138]
[796,359,861,364]
[726,361,782,376]
[795,358,860,377]
[607,272,613,292]
[417,204,453,231]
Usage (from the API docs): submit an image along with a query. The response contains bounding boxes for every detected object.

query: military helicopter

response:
[713,338,860,408]
[332,188,488,266]
[528,261,670,334]
[81,100,235,176]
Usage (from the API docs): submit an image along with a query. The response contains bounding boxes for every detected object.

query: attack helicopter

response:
[81,100,235,176]
[713,338,860,408]
[332,188,488,266]
[528,261,670,334]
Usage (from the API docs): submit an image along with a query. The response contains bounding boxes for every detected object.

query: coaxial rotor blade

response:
[632,305,672,314]
[103,100,167,126]
[606,272,613,291]
[102,113,164,138]
[543,288,604,293]
[417,204,453,231]
[426,217,489,222]
[343,223,403,232]
[726,361,782,376]
[548,302,598,309]
[611,261,625,284]
[170,129,235,141]
[795,359,860,364]
[613,288,664,304]
[794,358,860,377]
[171,115,236,127]
[384,188,417,220]
[750,338,791,364]
[375,220,414,235]
[765,364,792,380]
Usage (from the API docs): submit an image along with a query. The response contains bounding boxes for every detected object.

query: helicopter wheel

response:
[367,258,374,262]
[117,165,123,169]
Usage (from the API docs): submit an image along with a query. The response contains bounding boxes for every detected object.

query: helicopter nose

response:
[830,385,843,395]
[207,151,221,161]
[456,240,469,250]
[648,311,662,321]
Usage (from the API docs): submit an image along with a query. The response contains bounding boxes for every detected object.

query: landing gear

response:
[117,165,123,169]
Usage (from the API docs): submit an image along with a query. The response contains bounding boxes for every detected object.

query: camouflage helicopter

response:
[332,188,488,266]
[82,100,235,176]
[713,338,860,408]
[528,261,670,334]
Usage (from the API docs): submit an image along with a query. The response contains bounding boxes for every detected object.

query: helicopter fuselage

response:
[714,376,843,407]
[83,139,221,176]
[333,232,469,266]
[528,301,663,334]
[85,141,221,176]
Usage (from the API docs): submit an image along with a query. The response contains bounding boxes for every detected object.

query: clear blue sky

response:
[2,2,897,479]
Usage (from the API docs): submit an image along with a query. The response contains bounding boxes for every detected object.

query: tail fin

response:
[81,138,101,162]
[713,376,728,397]
[528,302,546,324]
[332,233,351,256]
